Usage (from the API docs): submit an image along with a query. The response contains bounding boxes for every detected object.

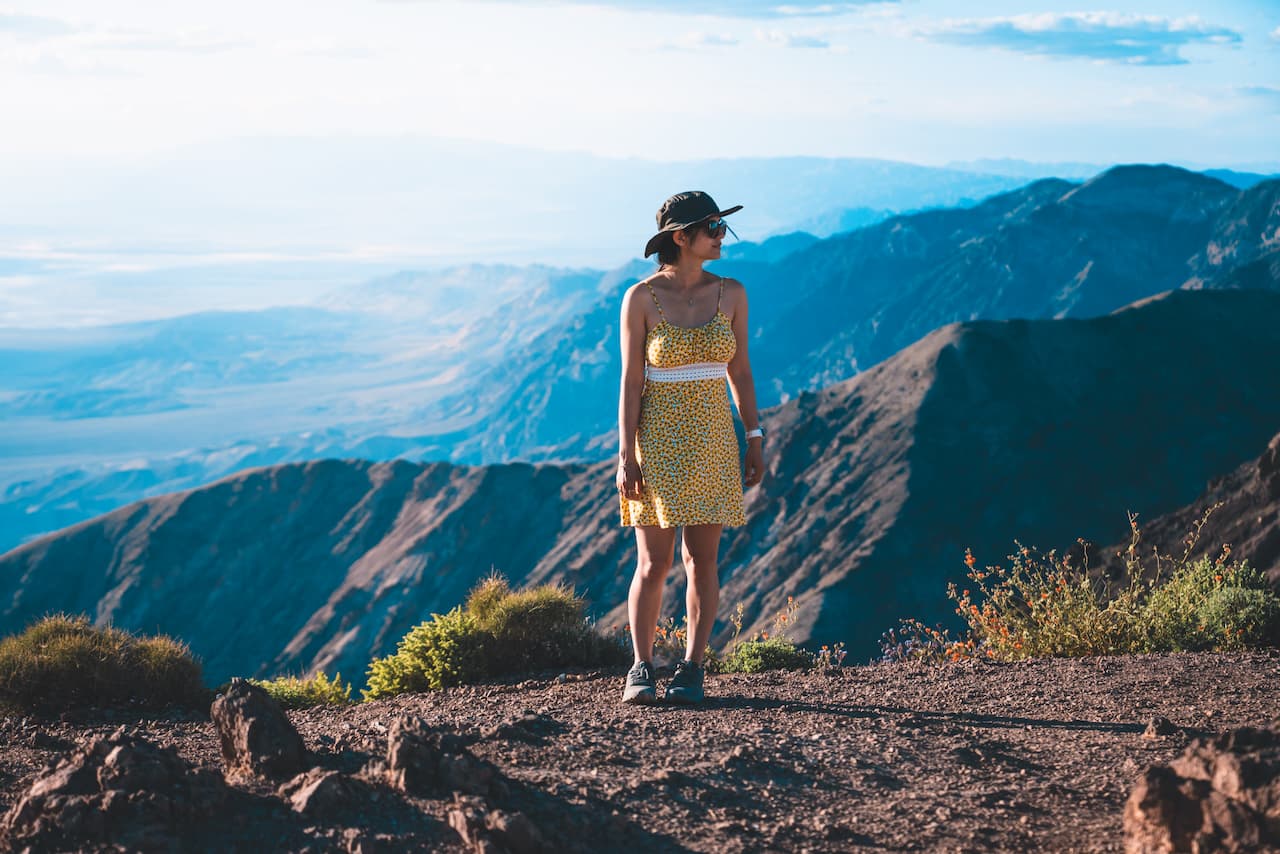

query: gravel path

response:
[3,651,1278,852]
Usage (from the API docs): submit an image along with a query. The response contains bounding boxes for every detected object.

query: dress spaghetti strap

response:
[643,279,666,318]
[715,277,724,312]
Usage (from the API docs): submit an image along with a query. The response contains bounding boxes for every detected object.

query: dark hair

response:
[655,225,698,268]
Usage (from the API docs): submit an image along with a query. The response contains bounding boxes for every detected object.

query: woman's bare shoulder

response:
[622,279,650,303]
[621,277,661,317]
[718,276,748,306]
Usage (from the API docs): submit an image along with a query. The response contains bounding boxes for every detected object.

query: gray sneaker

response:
[622,660,657,705]
[664,659,704,705]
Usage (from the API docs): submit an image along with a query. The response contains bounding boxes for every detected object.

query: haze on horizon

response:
[1,0,1277,324]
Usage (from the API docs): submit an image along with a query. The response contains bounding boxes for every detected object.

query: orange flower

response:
[965,551,976,568]
[761,632,769,640]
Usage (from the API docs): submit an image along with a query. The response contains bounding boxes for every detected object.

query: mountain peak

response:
[1060,164,1236,216]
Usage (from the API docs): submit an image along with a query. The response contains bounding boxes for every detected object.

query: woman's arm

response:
[725,280,765,488]
[617,284,648,500]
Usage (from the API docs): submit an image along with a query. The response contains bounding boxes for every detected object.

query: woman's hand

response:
[617,458,645,501]
[743,442,764,488]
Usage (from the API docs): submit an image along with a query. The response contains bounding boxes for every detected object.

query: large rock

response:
[386,716,506,799]
[1124,725,1280,853]
[0,727,226,851]
[278,767,364,817]
[448,795,547,854]
[210,677,307,779]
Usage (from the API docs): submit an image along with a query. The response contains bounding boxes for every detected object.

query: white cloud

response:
[917,12,1242,66]
[1238,86,1280,112]
[384,0,892,18]
[78,29,248,55]
[662,31,740,50]
[274,37,377,59]
[0,11,75,38]
[756,28,832,48]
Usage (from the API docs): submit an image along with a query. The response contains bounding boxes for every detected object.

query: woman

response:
[616,190,765,705]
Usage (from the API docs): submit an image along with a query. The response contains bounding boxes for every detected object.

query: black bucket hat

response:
[643,191,743,258]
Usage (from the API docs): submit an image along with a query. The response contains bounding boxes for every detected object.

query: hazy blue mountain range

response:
[2,166,1277,555]
[405,166,1280,462]
[0,264,622,550]
[1,139,1051,282]
[6,289,1280,681]
[945,158,1277,189]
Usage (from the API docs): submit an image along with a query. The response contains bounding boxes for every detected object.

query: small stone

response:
[341,826,384,854]
[386,716,506,798]
[1142,716,1179,739]
[210,678,307,780]
[279,768,362,817]
[448,796,491,853]
[485,808,546,854]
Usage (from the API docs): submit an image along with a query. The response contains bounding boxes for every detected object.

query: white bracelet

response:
[745,428,764,440]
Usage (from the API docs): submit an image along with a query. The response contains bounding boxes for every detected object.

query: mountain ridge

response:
[7,289,1280,680]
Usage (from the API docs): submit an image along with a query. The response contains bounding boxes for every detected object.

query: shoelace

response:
[630,662,653,682]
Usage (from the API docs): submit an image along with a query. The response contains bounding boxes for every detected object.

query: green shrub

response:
[1197,587,1280,650]
[718,637,814,673]
[887,507,1280,663]
[1141,555,1273,652]
[363,576,628,700]
[465,575,628,677]
[465,575,510,625]
[0,614,207,713]
[250,671,353,709]
[365,607,487,699]
[938,543,1146,661]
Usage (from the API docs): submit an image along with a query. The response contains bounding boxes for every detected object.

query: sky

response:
[1,0,1278,327]
[2,0,1278,167]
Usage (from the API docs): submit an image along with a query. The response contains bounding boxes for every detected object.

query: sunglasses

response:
[700,218,738,240]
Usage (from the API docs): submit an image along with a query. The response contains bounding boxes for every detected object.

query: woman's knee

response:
[634,554,672,585]
[681,552,718,582]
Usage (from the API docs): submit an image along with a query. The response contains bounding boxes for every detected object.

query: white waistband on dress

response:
[645,361,729,382]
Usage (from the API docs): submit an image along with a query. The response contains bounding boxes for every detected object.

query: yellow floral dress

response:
[619,278,747,528]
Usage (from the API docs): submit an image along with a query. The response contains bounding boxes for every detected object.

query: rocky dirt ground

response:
[2,650,1279,852]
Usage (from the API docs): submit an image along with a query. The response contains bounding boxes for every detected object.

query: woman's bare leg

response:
[680,524,723,663]
[629,525,677,663]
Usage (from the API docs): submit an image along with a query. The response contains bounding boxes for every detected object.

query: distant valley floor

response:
[2,651,1277,852]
